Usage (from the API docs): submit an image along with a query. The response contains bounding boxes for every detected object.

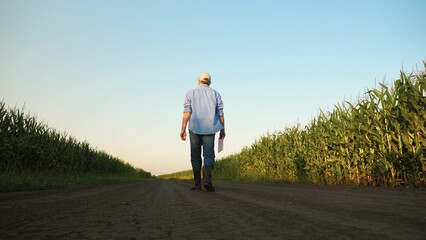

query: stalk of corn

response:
[215,64,426,186]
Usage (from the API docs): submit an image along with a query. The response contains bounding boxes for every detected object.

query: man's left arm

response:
[219,115,225,139]
[216,92,225,139]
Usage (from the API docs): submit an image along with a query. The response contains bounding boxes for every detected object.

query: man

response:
[180,72,225,192]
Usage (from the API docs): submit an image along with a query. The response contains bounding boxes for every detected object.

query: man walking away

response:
[180,72,226,192]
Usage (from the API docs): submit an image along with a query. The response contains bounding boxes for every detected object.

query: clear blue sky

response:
[1,0,425,175]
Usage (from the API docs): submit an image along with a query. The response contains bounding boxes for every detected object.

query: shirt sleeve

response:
[216,92,224,116]
[183,92,192,113]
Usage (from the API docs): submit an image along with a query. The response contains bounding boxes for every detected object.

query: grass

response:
[159,170,193,180]
[0,171,153,192]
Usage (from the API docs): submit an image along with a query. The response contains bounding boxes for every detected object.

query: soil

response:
[0,179,425,240]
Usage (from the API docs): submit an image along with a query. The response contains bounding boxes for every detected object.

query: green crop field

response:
[0,102,152,191]
[163,65,426,187]
[3,65,424,190]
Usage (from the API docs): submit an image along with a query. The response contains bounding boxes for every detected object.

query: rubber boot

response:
[191,170,202,190]
[203,166,215,192]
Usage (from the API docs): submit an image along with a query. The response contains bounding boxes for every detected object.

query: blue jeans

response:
[189,131,215,172]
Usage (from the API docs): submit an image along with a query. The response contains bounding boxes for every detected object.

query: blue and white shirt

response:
[183,84,224,135]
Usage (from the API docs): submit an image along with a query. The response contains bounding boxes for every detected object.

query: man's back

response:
[184,84,224,135]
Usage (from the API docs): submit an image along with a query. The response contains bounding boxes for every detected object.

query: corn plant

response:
[215,65,425,186]
[0,102,151,177]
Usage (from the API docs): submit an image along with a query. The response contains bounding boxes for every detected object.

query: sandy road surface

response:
[0,180,425,240]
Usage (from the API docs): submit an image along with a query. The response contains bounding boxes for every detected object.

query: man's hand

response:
[180,130,187,141]
[219,129,226,139]
[180,112,191,141]
[218,115,225,139]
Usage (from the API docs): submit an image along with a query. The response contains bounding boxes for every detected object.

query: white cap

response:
[198,72,211,85]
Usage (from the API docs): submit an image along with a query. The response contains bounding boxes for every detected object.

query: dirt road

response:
[0,180,425,239]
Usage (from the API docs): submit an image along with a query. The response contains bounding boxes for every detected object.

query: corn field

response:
[215,68,426,186]
[0,102,151,177]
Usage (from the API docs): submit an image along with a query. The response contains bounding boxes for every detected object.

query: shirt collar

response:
[199,84,209,88]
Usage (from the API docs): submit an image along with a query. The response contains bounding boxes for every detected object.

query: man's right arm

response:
[180,112,191,141]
